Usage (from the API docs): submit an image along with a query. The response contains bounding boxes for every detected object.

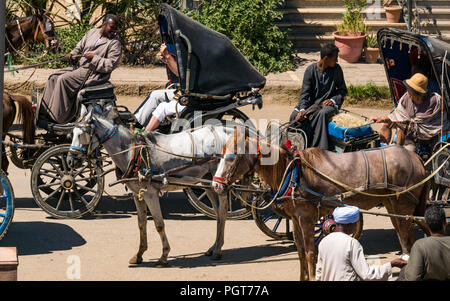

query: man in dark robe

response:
[289,43,348,150]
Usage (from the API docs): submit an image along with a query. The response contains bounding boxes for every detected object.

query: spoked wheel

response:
[184,173,253,220]
[7,134,44,170]
[252,199,364,242]
[0,170,15,241]
[252,199,293,240]
[30,144,104,219]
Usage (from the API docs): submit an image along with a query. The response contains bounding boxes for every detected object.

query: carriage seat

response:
[327,122,374,141]
[77,82,116,103]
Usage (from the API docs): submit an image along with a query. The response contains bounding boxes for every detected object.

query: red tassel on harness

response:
[285,139,292,149]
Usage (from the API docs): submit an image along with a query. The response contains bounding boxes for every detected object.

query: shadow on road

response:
[0,221,86,256]
[128,241,297,269]
[13,191,228,221]
[359,228,425,256]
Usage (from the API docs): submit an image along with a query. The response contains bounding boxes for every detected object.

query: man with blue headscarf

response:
[316,206,407,281]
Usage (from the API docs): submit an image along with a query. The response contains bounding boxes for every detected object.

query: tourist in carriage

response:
[289,43,348,150]
[40,14,122,124]
[133,43,186,132]
[369,73,445,152]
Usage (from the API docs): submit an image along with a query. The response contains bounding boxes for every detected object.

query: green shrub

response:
[346,81,392,107]
[189,0,297,75]
[336,0,367,35]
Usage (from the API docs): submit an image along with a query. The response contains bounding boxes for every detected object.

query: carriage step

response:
[0,247,18,281]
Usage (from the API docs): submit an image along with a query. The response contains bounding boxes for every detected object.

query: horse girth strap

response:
[361,150,370,190]
[121,138,139,179]
[297,152,441,199]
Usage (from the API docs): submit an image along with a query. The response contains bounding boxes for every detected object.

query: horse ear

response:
[235,126,244,141]
[85,106,94,121]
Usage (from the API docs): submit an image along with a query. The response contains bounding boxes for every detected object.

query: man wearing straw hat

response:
[370,73,445,152]
[316,206,407,281]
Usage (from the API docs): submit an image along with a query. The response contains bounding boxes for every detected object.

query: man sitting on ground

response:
[316,206,407,281]
[399,205,449,281]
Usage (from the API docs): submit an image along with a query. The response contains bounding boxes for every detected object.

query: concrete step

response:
[279,7,450,22]
[288,31,450,50]
[281,0,450,8]
[278,20,450,34]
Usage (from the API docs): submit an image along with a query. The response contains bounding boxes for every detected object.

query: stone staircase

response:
[278,0,450,50]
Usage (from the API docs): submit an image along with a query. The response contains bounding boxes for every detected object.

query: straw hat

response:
[403,73,428,97]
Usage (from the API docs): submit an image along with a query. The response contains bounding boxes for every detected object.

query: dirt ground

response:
[0,99,428,282]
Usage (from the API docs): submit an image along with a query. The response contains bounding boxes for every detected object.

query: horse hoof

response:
[129,255,143,265]
[154,260,169,268]
[210,253,222,261]
[204,249,213,257]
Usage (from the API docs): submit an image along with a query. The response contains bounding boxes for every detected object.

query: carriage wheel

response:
[30,144,104,219]
[0,170,15,241]
[252,198,364,242]
[184,173,254,220]
[183,109,256,220]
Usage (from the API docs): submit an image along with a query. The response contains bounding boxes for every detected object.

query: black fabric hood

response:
[158,4,266,97]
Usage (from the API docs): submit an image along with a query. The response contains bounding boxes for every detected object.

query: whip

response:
[3,54,83,73]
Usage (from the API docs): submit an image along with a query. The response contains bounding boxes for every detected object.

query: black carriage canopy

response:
[158,3,266,98]
[377,28,450,107]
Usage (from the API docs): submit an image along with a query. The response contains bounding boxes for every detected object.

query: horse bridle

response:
[8,15,59,52]
[214,136,262,186]
[35,14,60,50]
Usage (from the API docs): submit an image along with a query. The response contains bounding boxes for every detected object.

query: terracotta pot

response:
[365,47,379,63]
[385,5,402,23]
[333,31,367,63]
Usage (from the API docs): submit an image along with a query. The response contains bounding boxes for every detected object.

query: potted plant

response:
[365,33,379,63]
[333,0,368,63]
[384,0,402,23]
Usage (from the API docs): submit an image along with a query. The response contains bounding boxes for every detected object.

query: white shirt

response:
[316,232,392,281]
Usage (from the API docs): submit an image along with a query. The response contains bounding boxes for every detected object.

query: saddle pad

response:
[328,122,373,141]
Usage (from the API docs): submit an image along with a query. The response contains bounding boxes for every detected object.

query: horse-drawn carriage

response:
[4,4,265,220]
[248,27,450,242]
[1,10,62,241]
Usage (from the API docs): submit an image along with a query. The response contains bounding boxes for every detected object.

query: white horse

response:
[69,108,239,266]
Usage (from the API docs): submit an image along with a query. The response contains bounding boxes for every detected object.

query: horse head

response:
[212,126,261,194]
[70,104,119,155]
[35,11,62,54]
[5,12,62,55]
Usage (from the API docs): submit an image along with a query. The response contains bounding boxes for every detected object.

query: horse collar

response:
[100,125,119,144]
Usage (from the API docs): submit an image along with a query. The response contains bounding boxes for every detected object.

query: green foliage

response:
[336,0,368,35]
[346,81,391,106]
[189,0,296,75]
[366,33,378,48]
[101,0,178,65]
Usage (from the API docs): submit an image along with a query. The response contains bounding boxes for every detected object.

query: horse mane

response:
[250,137,292,190]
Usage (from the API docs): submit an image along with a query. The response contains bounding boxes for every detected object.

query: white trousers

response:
[134,89,186,125]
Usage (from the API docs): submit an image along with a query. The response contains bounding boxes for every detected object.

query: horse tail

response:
[10,95,35,144]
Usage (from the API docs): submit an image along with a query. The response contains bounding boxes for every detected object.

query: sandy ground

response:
[0,99,427,282]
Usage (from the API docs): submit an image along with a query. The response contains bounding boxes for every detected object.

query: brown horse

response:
[2,93,35,173]
[5,12,62,57]
[212,128,429,281]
